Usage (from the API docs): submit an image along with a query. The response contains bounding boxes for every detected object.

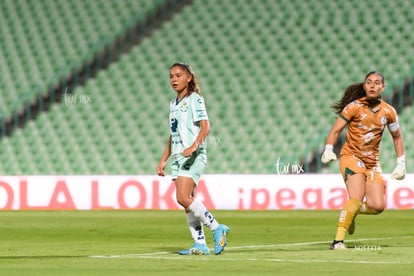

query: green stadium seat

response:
[0,0,413,174]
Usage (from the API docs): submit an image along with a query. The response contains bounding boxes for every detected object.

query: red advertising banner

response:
[0,174,412,210]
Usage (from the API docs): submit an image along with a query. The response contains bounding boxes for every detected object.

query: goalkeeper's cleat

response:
[348,216,356,235]
[178,243,210,255]
[330,240,347,250]
[212,224,230,255]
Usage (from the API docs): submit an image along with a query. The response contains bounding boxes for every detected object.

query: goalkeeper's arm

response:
[321,117,347,164]
[390,128,406,180]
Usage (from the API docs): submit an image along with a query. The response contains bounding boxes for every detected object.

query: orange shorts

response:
[339,155,385,185]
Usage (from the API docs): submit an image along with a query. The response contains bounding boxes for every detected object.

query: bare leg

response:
[359,181,385,214]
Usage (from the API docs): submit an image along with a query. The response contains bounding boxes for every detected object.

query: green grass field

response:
[0,210,413,275]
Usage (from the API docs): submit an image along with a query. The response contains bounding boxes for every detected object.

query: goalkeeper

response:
[321,71,406,250]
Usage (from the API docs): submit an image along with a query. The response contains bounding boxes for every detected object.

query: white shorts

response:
[171,153,206,185]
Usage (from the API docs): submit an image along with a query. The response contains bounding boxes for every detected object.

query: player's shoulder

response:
[343,98,364,112]
[189,92,205,104]
[189,92,203,99]
[378,100,398,119]
[380,99,396,111]
[342,99,362,115]
[351,98,365,107]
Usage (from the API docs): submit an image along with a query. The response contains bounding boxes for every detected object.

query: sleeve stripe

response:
[339,114,349,123]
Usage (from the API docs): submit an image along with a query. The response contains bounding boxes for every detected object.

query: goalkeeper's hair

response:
[170,62,202,96]
[331,70,384,114]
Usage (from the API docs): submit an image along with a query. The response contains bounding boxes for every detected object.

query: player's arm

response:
[390,128,405,158]
[183,120,210,157]
[390,128,406,180]
[321,117,347,163]
[157,135,172,176]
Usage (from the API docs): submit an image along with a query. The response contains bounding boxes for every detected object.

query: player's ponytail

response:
[331,70,384,114]
[331,83,365,114]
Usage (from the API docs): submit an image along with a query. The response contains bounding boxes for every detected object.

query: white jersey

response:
[169,93,208,162]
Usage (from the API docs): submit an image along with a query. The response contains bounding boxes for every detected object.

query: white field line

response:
[228,235,413,250]
[88,235,413,264]
[105,255,410,265]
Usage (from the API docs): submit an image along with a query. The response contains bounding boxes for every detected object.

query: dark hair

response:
[331,70,385,114]
[170,62,202,95]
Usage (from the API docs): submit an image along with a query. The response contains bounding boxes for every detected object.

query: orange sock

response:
[334,198,361,241]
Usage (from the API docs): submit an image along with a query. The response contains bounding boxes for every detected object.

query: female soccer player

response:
[321,71,406,250]
[157,62,229,255]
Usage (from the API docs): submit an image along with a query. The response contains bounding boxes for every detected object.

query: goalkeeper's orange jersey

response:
[339,97,399,168]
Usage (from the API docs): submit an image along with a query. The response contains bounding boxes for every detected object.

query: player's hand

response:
[391,155,406,180]
[157,161,166,176]
[182,146,196,157]
[321,144,337,164]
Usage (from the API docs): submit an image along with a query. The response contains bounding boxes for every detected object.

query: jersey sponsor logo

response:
[170,118,178,133]
[196,110,207,117]
[360,113,367,120]
[363,132,375,144]
[171,139,183,145]
[361,150,374,157]
[357,122,368,130]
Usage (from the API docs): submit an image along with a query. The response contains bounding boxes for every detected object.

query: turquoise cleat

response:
[212,224,230,255]
[178,243,210,255]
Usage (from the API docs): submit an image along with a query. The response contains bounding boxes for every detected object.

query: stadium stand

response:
[0,0,163,118]
[0,0,413,175]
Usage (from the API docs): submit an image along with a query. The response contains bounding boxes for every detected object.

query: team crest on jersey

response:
[380,116,387,125]
[357,161,364,168]
[181,101,188,112]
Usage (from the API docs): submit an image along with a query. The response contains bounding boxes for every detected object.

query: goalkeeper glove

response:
[321,144,337,164]
[391,155,406,180]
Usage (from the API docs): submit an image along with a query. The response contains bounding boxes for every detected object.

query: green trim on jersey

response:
[339,114,349,123]
[343,167,355,181]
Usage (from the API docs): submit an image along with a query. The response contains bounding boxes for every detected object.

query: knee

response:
[372,208,384,214]
[367,202,385,214]
[176,194,192,208]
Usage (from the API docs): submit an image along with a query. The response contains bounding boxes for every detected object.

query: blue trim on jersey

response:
[175,94,189,105]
